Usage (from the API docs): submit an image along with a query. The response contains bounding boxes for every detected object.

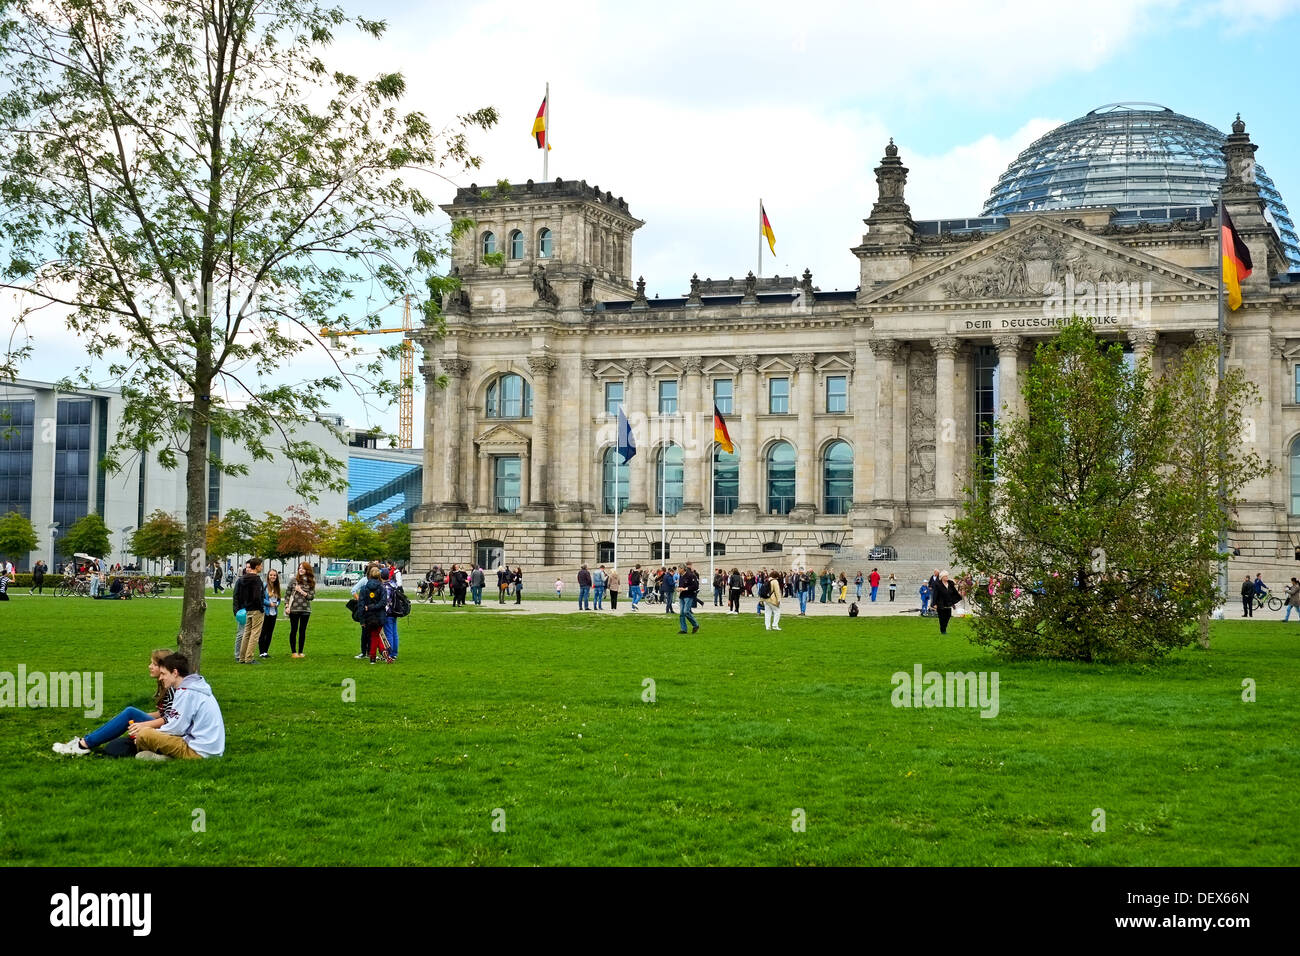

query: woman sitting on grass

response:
[52,648,177,756]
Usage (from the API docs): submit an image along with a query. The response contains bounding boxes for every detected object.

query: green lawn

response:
[1,597,1296,866]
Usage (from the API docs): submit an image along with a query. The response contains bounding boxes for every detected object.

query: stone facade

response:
[410,121,1300,572]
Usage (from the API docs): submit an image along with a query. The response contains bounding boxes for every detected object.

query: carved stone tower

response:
[853,139,919,295]
[1221,116,1288,282]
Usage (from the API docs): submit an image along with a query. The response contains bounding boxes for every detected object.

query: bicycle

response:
[1253,591,1283,612]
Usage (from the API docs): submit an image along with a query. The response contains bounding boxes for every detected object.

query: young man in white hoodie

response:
[131,653,225,760]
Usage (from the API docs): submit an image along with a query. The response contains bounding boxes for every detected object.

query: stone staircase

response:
[824,527,956,597]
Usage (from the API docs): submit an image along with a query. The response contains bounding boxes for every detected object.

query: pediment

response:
[647,358,681,377]
[863,218,1219,308]
[703,357,738,375]
[815,354,855,373]
[759,356,795,373]
[475,423,530,447]
[591,360,626,379]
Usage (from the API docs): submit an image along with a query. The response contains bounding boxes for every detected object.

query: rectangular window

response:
[658,380,678,414]
[604,381,624,416]
[768,377,789,414]
[826,375,847,413]
[1294,365,1300,405]
[494,456,521,514]
[713,378,733,415]
[0,400,35,520]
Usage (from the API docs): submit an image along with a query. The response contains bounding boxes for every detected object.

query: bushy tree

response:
[276,505,321,568]
[62,513,112,559]
[250,512,284,565]
[377,521,410,563]
[0,510,38,565]
[948,318,1268,662]
[0,0,494,669]
[132,510,186,572]
[330,513,381,560]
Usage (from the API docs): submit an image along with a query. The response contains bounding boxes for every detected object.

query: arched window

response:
[766,441,795,515]
[484,373,532,418]
[1291,435,1300,514]
[603,447,629,515]
[656,444,683,515]
[538,228,553,258]
[713,446,738,515]
[481,231,496,257]
[508,229,524,259]
[823,440,854,515]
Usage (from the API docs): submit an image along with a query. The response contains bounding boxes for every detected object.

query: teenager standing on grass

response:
[53,648,177,755]
[358,566,390,663]
[382,567,400,662]
[677,561,700,634]
[235,558,266,664]
[286,563,315,658]
[934,572,962,635]
[761,573,782,630]
[258,568,282,658]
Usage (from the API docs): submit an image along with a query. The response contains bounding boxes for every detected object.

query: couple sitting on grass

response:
[53,648,225,761]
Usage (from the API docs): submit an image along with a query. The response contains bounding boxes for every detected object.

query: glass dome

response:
[982,103,1300,268]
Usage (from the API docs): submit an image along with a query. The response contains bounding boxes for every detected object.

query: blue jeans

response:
[384,616,398,658]
[799,590,808,613]
[856,584,863,600]
[84,706,153,748]
[663,593,674,613]
[921,596,930,614]
[870,585,879,602]
[630,585,642,606]
[470,585,483,605]
[679,596,698,631]
[578,585,591,609]
[1287,604,1297,621]
[594,585,605,609]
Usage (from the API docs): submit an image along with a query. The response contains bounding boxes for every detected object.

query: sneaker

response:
[678,630,687,634]
[54,738,90,756]
[773,626,782,631]
[135,751,170,761]
[354,653,367,659]
[259,653,269,659]
[692,625,699,634]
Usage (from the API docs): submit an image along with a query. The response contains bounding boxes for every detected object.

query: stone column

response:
[627,357,649,513]
[527,353,556,509]
[519,448,531,510]
[420,362,443,504]
[681,356,703,513]
[793,352,817,512]
[477,448,491,512]
[931,336,959,502]
[869,338,898,503]
[1128,328,1158,369]
[1273,338,1288,512]
[579,359,597,510]
[851,336,874,512]
[993,334,1021,423]
[737,354,760,514]
[441,359,469,508]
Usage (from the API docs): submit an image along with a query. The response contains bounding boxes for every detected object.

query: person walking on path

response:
[450,565,468,607]
[760,572,782,631]
[29,560,46,595]
[934,572,962,635]
[470,565,485,605]
[659,567,675,614]
[1241,576,1254,618]
[497,565,511,604]
[286,562,315,658]
[677,561,700,634]
[1285,577,1300,621]
[593,565,607,610]
[728,568,743,614]
[869,568,881,602]
[513,567,524,604]
[235,558,266,664]
[554,577,563,599]
[628,565,643,611]
[577,565,592,610]
[608,571,619,610]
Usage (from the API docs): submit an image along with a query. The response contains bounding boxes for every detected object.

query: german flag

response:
[713,405,735,455]
[531,97,549,150]
[1221,205,1253,311]
[760,203,775,255]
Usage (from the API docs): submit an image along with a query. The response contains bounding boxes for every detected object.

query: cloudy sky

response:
[10,0,1300,447]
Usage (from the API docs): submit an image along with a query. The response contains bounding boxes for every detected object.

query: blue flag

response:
[616,405,636,463]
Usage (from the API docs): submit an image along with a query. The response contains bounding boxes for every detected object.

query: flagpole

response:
[757,198,763,278]
[709,446,716,586]
[1217,189,1228,614]
[543,81,550,181]
[614,408,620,587]
[660,441,667,567]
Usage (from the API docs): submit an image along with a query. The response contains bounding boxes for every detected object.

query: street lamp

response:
[47,522,59,568]
[120,526,133,568]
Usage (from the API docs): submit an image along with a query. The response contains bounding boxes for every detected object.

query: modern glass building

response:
[347,452,423,525]
[982,103,1300,268]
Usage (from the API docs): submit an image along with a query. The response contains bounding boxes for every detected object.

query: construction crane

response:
[319,294,415,449]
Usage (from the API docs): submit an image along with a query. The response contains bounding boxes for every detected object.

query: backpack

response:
[758,580,771,599]
[390,587,411,618]
[346,597,363,623]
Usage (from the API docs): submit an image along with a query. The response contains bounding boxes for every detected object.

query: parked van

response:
[324,560,367,586]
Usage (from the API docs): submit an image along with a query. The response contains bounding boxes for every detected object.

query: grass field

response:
[2,597,1297,866]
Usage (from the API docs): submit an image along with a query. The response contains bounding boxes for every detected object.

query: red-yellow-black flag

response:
[1221,205,1253,311]
[532,97,549,150]
[713,405,735,455]
[760,203,775,255]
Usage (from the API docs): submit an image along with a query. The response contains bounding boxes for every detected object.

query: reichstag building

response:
[411,104,1300,571]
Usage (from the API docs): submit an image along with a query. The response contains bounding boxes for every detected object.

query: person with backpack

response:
[759,573,782,631]
[358,566,391,663]
[382,567,410,661]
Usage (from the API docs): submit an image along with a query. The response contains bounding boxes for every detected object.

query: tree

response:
[131,510,186,573]
[0,511,38,565]
[947,318,1267,662]
[377,521,410,563]
[0,1,495,670]
[330,514,381,560]
[277,505,321,568]
[214,507,256,566]
[61,513,112,559]
[250,512,284,566]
